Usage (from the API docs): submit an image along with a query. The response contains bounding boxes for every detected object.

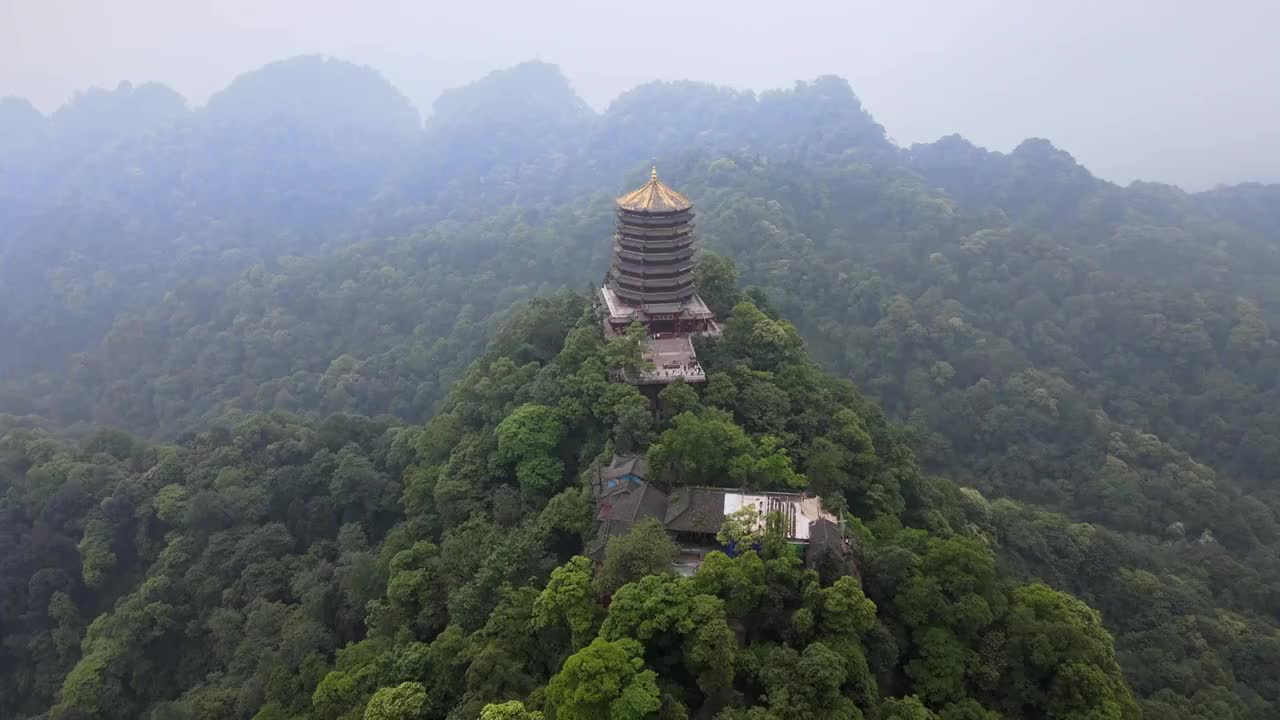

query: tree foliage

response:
[1,54,1273,720]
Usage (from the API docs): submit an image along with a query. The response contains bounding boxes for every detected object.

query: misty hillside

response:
[2,56,1279,720]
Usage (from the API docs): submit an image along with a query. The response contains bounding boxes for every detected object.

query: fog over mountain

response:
[2,0,1277,190]
[5,8,1280,720]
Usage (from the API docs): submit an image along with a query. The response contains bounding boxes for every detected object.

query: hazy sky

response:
[2,0,1277,190]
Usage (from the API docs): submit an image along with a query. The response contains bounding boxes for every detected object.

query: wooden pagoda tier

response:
[607,168,697,305]
[599,168,719,387]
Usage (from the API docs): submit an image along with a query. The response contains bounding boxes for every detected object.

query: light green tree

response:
[689,550,766,618]
[657,378,701,420]
[998,584,1140,720]
[545,638,661,720]
[363,682,427,720]
[821,576,878,639]
[532,556,599,650]
[693,251,740,317]
[716,506,764,547]
[480,700,543,720]
[601,575,736,694]
[604,322,653,379]
[880,695,940,719]
[646,409,753,486]
[599,519,677,594]
[496,404,565,464]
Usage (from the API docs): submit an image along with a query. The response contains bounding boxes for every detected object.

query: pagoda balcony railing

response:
[614,245,696,263]
[615,210,693,227]
[612,260,695,277]
[613,251,693,266]
[616,246,695,262]
[632,364,707,386]
[616,237,696,251]
[616,223,695,238]
[611,284,695,304]
[616,235,695,252]
[615,275,694,292]
[613,267,694,286]
[613,272,694,287]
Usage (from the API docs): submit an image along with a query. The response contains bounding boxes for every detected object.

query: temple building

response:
[590,172,852,578]
[588,456,850,576]
[599,167,719,385]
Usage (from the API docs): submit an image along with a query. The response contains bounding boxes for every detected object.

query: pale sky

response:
[2,0,1277,190]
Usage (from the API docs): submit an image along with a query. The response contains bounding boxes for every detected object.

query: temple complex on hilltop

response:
[598,167,719,386]
[591,170,853,578]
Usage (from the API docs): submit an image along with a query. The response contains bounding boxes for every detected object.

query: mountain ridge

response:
[1,55,1278,719]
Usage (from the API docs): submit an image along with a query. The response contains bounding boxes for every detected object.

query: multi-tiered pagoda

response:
[599,167,719,385]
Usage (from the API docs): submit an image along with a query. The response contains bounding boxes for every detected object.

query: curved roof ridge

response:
[616,165,692,213]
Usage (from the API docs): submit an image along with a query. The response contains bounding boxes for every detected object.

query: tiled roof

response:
[664,487,727,534]
[603,454,648,482]
[598,482,668,526]
[616,166,692,214]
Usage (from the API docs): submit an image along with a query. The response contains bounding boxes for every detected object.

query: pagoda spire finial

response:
[651,164,658,181]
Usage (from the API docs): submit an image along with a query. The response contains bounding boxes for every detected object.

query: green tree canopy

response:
[599,519,677,595]
[364,682,428,720]
[545,638,661,720]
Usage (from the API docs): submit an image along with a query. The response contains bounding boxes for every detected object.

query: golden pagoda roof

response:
[616,166,692,213]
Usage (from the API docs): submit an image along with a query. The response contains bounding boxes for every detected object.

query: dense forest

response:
[2,55,1279,719]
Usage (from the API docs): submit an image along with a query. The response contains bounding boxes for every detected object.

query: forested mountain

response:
[1,294,1143,720]
[2,56,1279,719]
